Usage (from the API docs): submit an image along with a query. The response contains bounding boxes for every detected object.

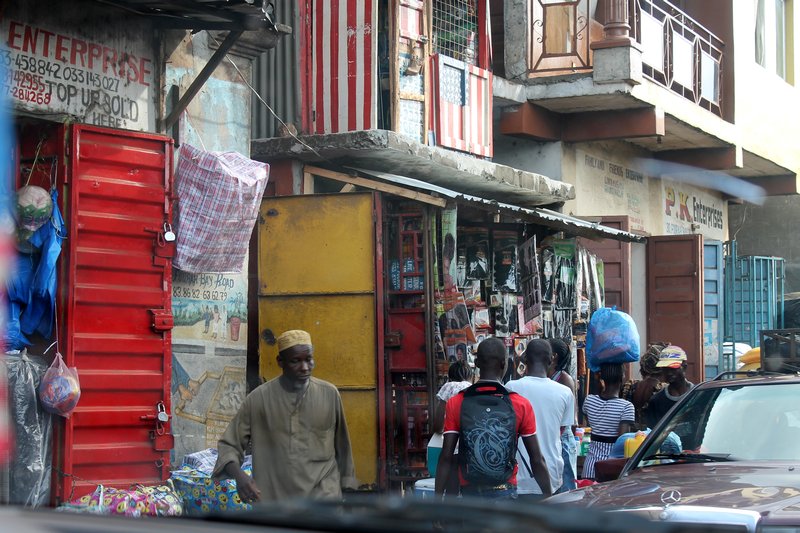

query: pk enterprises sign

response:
[1,17,154,130]
[663,180,726,240]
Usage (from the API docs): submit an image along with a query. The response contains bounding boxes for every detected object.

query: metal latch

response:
[149,309,174,332]
[148,223,177,264]
[385,331,402,348]
[141,402,174,451]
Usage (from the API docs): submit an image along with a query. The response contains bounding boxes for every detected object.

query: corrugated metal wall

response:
[252,0,300,139]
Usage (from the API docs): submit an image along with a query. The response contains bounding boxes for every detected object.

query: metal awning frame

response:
[90,2,291,132]
[162,29,243,131]
[94,0,274,30]
[304,165,646,243]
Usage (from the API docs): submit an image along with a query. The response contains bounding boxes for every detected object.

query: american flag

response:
[432,54,493,158]
[310,0,378,134]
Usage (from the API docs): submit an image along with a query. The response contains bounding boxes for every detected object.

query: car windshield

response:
[633,382,800,468]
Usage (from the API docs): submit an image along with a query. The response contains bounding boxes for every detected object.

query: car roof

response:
[698,372,800,389]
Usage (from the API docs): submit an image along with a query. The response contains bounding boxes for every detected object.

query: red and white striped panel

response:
[433,54,493,158]
[311,0,378,134]
[399,0,424,41]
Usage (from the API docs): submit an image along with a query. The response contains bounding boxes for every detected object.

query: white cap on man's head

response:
[656,346,687,368]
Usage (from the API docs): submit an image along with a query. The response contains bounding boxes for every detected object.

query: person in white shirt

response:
[506,339,575,499]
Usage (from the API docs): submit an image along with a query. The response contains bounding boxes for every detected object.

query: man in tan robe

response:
[213,330,357,502]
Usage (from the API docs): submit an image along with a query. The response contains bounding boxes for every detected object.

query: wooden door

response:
[647,234,704,384]
[578,216,632,312]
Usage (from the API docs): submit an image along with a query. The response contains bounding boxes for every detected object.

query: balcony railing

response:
[527,0,724,117]
[630,0,724,117]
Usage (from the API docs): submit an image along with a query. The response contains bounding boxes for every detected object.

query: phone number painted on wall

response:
[2,19,153,130]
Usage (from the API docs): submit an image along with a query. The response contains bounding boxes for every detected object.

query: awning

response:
[345,167,646,243]
[251,130,574,208]
[93,0,286,31]
[92,1,292,131]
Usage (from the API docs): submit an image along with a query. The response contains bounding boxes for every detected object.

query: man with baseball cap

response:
[213,330,357,502]
[643,346,694,430]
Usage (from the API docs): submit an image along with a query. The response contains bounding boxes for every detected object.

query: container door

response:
[703,240,724,377]
[577,216,632,312]
[647,234,704,384]
[258,193,379,487]
[56,125,174,502]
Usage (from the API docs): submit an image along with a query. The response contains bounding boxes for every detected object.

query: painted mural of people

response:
[219,305,228,340]
[212,305,220,339]
[203,305,212,334]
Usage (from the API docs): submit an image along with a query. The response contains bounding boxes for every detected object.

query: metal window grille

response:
[433,0,478,65]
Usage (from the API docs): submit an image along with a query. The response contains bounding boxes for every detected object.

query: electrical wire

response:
[209,34,324,160]
[182,110,208,151]
[23,137,45,187]
[732,204,749,242]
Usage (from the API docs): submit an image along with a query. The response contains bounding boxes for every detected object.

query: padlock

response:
[153,433,174,451]
[157,401,169,422]
[163,222,176,242]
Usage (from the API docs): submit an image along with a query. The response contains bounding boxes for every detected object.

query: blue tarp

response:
[5,189,65,350]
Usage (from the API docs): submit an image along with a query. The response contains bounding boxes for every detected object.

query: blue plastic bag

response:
[586,307,640,371]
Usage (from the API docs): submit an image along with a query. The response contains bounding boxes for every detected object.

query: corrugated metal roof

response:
[348,167,646,243]
[93,0,279,30]
[251,130,574,208]
[252,0,299,138]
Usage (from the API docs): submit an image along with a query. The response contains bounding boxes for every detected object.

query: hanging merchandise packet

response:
[173,144,270,273]
[586,307,641,371]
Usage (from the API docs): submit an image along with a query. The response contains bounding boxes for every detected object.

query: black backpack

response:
[458,381,519,486]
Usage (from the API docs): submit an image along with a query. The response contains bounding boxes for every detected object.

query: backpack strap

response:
[516,449,534,478]
[463,381,511,397]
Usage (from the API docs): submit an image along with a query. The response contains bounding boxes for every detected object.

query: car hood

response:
[547,462,800,522]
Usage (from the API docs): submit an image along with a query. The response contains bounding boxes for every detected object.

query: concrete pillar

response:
[503,0,531,80]
[591,0,641,84]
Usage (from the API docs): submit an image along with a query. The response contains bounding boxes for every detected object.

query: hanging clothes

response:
[5,189,65,349]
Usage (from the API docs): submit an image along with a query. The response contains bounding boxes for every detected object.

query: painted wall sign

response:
[662,179,726,240]
[172,269,249,347]
[575,150,651,232]
[1,14,155,130]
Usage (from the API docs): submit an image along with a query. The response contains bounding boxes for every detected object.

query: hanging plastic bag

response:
[586,307,640,371]
[6,351,52,507]
[39,353,81,418]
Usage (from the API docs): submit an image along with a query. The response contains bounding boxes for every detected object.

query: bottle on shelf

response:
[581,428,591,457]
